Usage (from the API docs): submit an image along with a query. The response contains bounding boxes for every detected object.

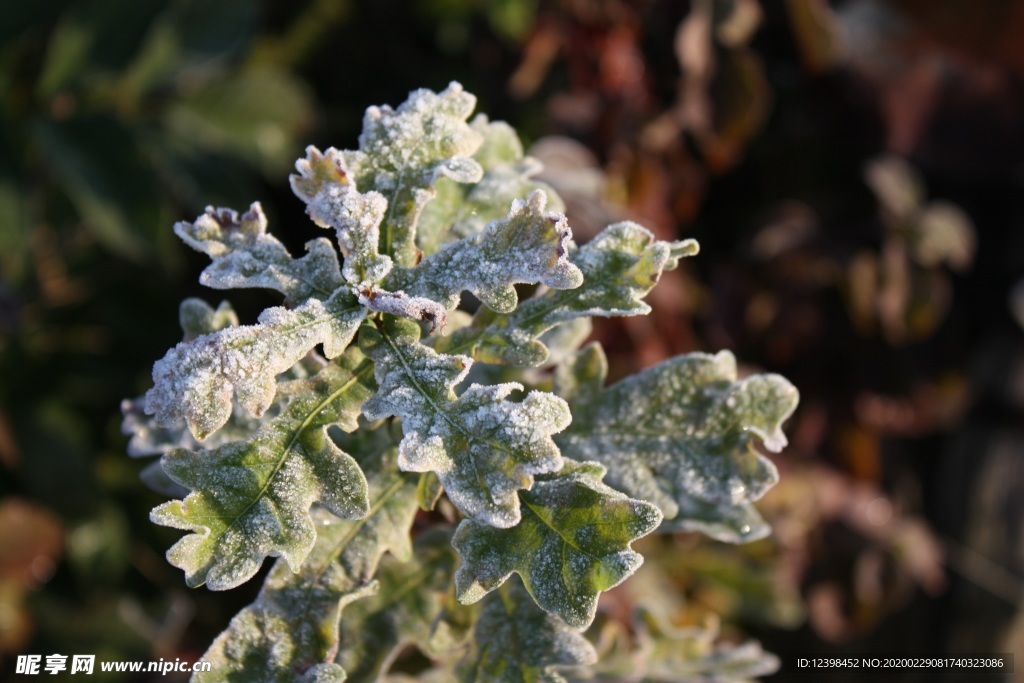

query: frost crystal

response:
[436,221,698,366]
[388,189,583,313]
[130,81,794,682]
[453,460,662,628]
[555,343,799,542]
[340,82,484,266]
[145,290,365,439]
[175,203,343,304]
[417,114,564,254]
[361,317,571,528]
[291,145,394,287]
[196,446,419,681]
[151,349,376,590]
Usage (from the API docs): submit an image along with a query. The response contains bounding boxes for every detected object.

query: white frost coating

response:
[311,183,392,285]
[292,145,394,287]
[347,82,483,187]
[356,287,448,333]
[362,324,570,528]
[452,460,662,629]
[556,347,799,539]
[174,203,343,304]
[442,221,699,367]
[145,291,365,439]
[390,189,583,313]
[339,82,485,265]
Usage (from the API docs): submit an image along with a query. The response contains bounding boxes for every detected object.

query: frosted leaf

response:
[122,300,263,462]
[150,349,376,590]
[456,577,597,683]
[387,190,582,314]
[341,82,484,266]
[175,203,343,304]
[291,146,394,287]
[361,317,571,528]
[555,344,798,541]
[417,114,565,255]
[436,222,698,366]
[145,290,366,439]
[193,440,420,682]
[335,529,473,681]
[453,459,662,628]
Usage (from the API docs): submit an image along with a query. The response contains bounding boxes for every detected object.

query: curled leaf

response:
[292,146,393,287]
[343,82,484,265]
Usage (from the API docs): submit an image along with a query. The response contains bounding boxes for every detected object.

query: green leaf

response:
[457,577,596,683]
[453,459,662,628]
[145,289,366,439]
[361,317,571,528]
[194,439,420,682]
[151,349,376,590]
[416,114,565,255]
[335,528,473,681]
[342,82,484,266]
[436,222,698,366]
[554,344,798,543]
[386,189,582,314]
[174,202,343,304]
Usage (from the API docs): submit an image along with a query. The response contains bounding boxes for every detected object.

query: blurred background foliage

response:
[2,0,1024,680]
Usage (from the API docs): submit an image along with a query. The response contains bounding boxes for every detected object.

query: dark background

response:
[2,0,1024,680]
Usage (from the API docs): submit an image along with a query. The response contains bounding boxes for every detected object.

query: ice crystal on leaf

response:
[339,81,484,266]
[452,459,662,628]
[174,203,343,304]
[129,82,797,683]
[386,189,582,314]
[555,343,798,543]
[361,316,571,529]
[435,221,698,366]
[196,445,420,681]
[416,114,564,253]
[151,348,376,590]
